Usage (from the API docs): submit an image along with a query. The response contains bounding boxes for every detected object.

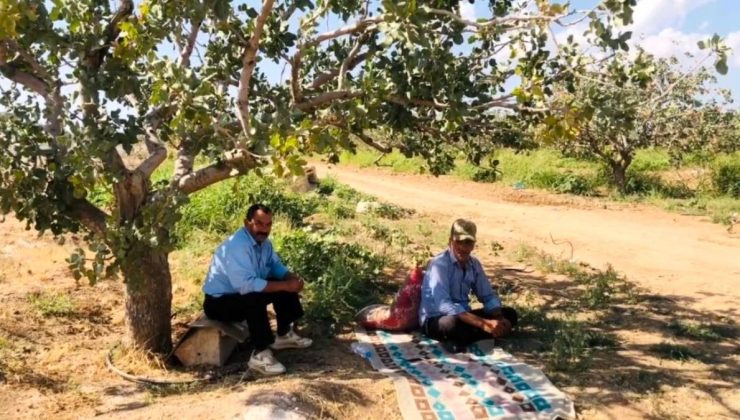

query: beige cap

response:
[450,219,477,241]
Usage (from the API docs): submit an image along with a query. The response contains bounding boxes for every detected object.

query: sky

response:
[462,0,740,104]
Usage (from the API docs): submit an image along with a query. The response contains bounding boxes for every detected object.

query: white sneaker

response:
[270,329,313,350]
[247,349,286,375]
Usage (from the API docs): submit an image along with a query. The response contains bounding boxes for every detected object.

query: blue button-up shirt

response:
[419,248,502,325]
[202,227,289,297]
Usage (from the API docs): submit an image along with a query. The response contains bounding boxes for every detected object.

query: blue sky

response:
[461,0,740,104]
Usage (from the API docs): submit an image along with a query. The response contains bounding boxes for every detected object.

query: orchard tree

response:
[542,36,731,191]
[0,0,634,354]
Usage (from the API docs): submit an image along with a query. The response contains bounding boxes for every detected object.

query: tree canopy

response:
[0,0,659,352]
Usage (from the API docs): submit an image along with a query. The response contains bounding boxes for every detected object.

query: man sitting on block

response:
[202,203,312,375]
[419,218,518,353]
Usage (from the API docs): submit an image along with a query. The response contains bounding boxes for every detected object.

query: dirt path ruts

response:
[317,164,740,319]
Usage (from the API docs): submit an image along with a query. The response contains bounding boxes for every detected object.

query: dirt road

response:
[318,164,740,319]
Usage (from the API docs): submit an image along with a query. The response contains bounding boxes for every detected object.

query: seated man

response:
[419,219,518,353]
[202,203,312,375]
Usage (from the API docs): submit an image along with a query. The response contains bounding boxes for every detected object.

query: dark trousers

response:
[423,307,518,348]
[203,290,304,352]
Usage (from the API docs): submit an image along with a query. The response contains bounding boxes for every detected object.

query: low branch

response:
[177,149,258,195]
[236,0,275,146]
[178,20,202,68]
[327,121,392,154]
[69,199,109,238]
[352,130,392,154]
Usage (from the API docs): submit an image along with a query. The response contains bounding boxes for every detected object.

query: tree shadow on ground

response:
[483,260,740,418]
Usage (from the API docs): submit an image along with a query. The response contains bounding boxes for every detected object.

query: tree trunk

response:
[121,247,173,354]
[611,162,628,193]
[610,152,633,193]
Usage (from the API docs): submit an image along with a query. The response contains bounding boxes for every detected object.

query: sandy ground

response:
[1,164,738,419]
[317,164,740,320]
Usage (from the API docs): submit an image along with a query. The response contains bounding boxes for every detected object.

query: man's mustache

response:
[255,231,269,236]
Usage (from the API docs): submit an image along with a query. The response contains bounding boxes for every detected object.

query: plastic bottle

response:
[350,342,373,359]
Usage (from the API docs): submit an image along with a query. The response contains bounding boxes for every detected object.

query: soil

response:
[0,163,738,419]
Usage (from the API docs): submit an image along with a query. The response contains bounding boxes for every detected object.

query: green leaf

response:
[715,58,728,75]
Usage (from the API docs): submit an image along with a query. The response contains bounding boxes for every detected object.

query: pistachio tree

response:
[0,0,634,353]
[542,34,731,191]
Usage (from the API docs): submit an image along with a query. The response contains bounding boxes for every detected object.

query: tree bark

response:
[121,248,173,354]
[610,157,631,193]
[114,169,173,354]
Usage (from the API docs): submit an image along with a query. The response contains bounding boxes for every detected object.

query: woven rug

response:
[353,328,575,420]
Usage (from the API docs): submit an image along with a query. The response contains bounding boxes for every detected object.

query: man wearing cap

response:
[419,219,518,353]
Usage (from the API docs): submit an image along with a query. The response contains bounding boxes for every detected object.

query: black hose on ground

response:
[105,342,246,386]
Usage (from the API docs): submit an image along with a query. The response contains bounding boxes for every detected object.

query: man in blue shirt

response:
[419,219,518,353]
[202,204,312,375]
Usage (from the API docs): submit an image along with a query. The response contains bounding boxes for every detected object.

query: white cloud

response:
[726,31,740,68]
[635,29,740,69]
[459,1,476,22]
[629,0,715,36]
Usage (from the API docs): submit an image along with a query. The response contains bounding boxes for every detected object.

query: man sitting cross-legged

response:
[202,203,312,375]
[419,218,518,353]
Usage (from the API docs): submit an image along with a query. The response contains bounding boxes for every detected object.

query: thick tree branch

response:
[0,40,51,98]
[338,35,368,91]
[177,149,258,195]
[178,20,202,68]
[471,95,516,110]
[310,51,371,89]
[236,0,275,147]
[84,0,134,72]
[291,16,381,103]
[352,130,392,154]
[69,198,109,237]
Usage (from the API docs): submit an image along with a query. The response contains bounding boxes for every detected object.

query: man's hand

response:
[482,318,512,338]
[283,276,304,293]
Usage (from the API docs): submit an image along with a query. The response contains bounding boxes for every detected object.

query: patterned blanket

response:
[353,328,575,420]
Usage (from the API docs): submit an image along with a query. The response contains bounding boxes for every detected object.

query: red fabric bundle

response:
[356,266,424,331]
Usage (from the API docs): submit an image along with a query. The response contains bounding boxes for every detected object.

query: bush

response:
[175,174,319,242]
[712,162,740,198]
[618,169,694,198]
[274,231,385,334]
[528,171,597,196]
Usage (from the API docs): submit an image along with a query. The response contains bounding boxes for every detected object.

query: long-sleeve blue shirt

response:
[419,248,502,325]
[202,227,289,297]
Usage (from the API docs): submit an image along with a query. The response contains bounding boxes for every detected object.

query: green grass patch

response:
[649,342,702,362]
[509,244,633,309]
[340,149,426,173]
[514,305,619,372]
[273,230,386,335]
[28,292,76,317]
[668,319,734,342]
